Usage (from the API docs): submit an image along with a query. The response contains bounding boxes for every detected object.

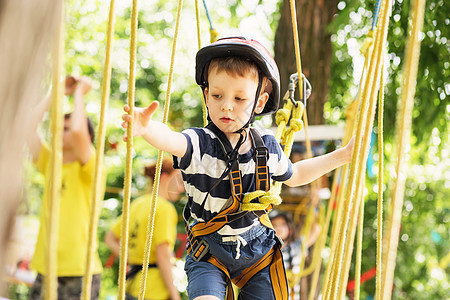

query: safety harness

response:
[184,123,289,300]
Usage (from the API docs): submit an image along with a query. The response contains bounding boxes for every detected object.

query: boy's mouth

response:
[219,117,233,123]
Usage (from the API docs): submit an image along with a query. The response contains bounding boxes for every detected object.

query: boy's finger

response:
[123,105,130,112]
[122,114,131,122]
[143,101,159,117]
[122,121,129,128]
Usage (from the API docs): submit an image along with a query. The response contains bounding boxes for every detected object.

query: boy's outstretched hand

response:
[344,135,356,163]
[122,101,159,142]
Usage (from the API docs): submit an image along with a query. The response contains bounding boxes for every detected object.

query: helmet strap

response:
[235,71,263,133]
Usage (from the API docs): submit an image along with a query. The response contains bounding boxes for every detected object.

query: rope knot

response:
[241,188,282,211]
[360,30,374,56]
[276,108,291,125]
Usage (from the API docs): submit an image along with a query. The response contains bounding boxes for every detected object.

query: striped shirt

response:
[174,127,293,236]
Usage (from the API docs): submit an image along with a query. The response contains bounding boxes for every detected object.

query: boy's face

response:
[271,216,290,241]
[204,68,268,137]
[62,118,73,149]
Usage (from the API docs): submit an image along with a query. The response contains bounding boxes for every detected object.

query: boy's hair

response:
[270,210,296,244]
[64,113,95,143]
[207,56,272,95]
[144,158,175,179]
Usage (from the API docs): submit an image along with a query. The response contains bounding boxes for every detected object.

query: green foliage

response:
[325,0,449,298]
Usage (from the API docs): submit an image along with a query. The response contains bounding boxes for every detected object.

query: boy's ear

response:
[203,87,209,104]
[255,92,269,114]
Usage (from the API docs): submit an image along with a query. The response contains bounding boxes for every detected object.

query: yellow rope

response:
[241,95,304,211]
[326,0,392,297]
[354,178,366,300]
[375,58,386,300]
[322,101,355,297]
[81,1,115,299]
[310,100,356,300]
[354,40,386,300]
[45,2,64,299]
[288,0,303,98]
[296,204,325,279]
[380,0,425,298]
[138,0,184,299]
[194,0,208,127]
[118,0,139,297]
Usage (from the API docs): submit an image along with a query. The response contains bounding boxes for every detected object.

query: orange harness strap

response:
[200,242,288,300]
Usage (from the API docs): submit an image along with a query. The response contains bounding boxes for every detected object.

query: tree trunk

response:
[274,0,338,125]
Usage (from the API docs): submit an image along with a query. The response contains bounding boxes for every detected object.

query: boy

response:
[104,159,184,300]
[28,76,104,300]
[122,37,354,300]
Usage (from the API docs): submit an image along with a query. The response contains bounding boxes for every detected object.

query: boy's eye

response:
[212,94,222,99]
[235,97,246,101]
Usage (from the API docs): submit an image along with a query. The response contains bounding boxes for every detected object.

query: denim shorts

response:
[185,224,278,299]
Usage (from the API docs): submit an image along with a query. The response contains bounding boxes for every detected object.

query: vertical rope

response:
[375,61,385,300]
[118,0,139,297]
[354,176,366,300]
[138,0,184,298]
[195,0,201,50]
[45,1,64,299]
[194,0,208,126]
[381,0,425,298]
[326,0,392,297]
[312,101,355,300]
[288,0,303,98]
[82,1,115,299]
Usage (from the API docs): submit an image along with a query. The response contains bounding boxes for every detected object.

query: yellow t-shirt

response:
[111,194,178,299]
[30,144,105,276]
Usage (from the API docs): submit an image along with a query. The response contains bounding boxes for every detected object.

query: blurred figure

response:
[270,210,302,299]
[104,159,184,300]
[270,210,322,300]
[27,76,105,300]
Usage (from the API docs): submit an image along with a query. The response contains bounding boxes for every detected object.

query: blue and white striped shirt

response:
[174,127,293,236]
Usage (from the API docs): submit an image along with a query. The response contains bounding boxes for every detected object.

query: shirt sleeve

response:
[263,132,293,182]
[173,130,193,171]
[79,147,96,180]
[153,200,177,247]
[110,214,122,238]
[35,143,51,175]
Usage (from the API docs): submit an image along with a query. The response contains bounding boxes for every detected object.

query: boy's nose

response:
[221,100,233,111]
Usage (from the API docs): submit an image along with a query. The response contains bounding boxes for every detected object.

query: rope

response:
[138,0,184,298]
[354,177,366,300]
[324,0,392,297]
[201,0,218,43]
[371,0,382,30]
[118,0,139,297]
[81,1,115,299]
[380,0,425,298]
[288,0,303,98]
[241,93,304,212]
[309,100,356,300]
[194,0,208,126]
[375,58,385,300]
[45,2,64,299]
[322,101,357,299]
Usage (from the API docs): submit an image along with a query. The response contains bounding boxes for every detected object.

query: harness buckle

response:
[254,147,269,168]
[191,239,210,262]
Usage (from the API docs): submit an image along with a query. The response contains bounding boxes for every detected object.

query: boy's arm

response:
[122,101,188,158]
[156,243,181,300]
[284,137,355,187]
[103,230,121,257]
[69,76,94,165]
[27,96,52,161]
